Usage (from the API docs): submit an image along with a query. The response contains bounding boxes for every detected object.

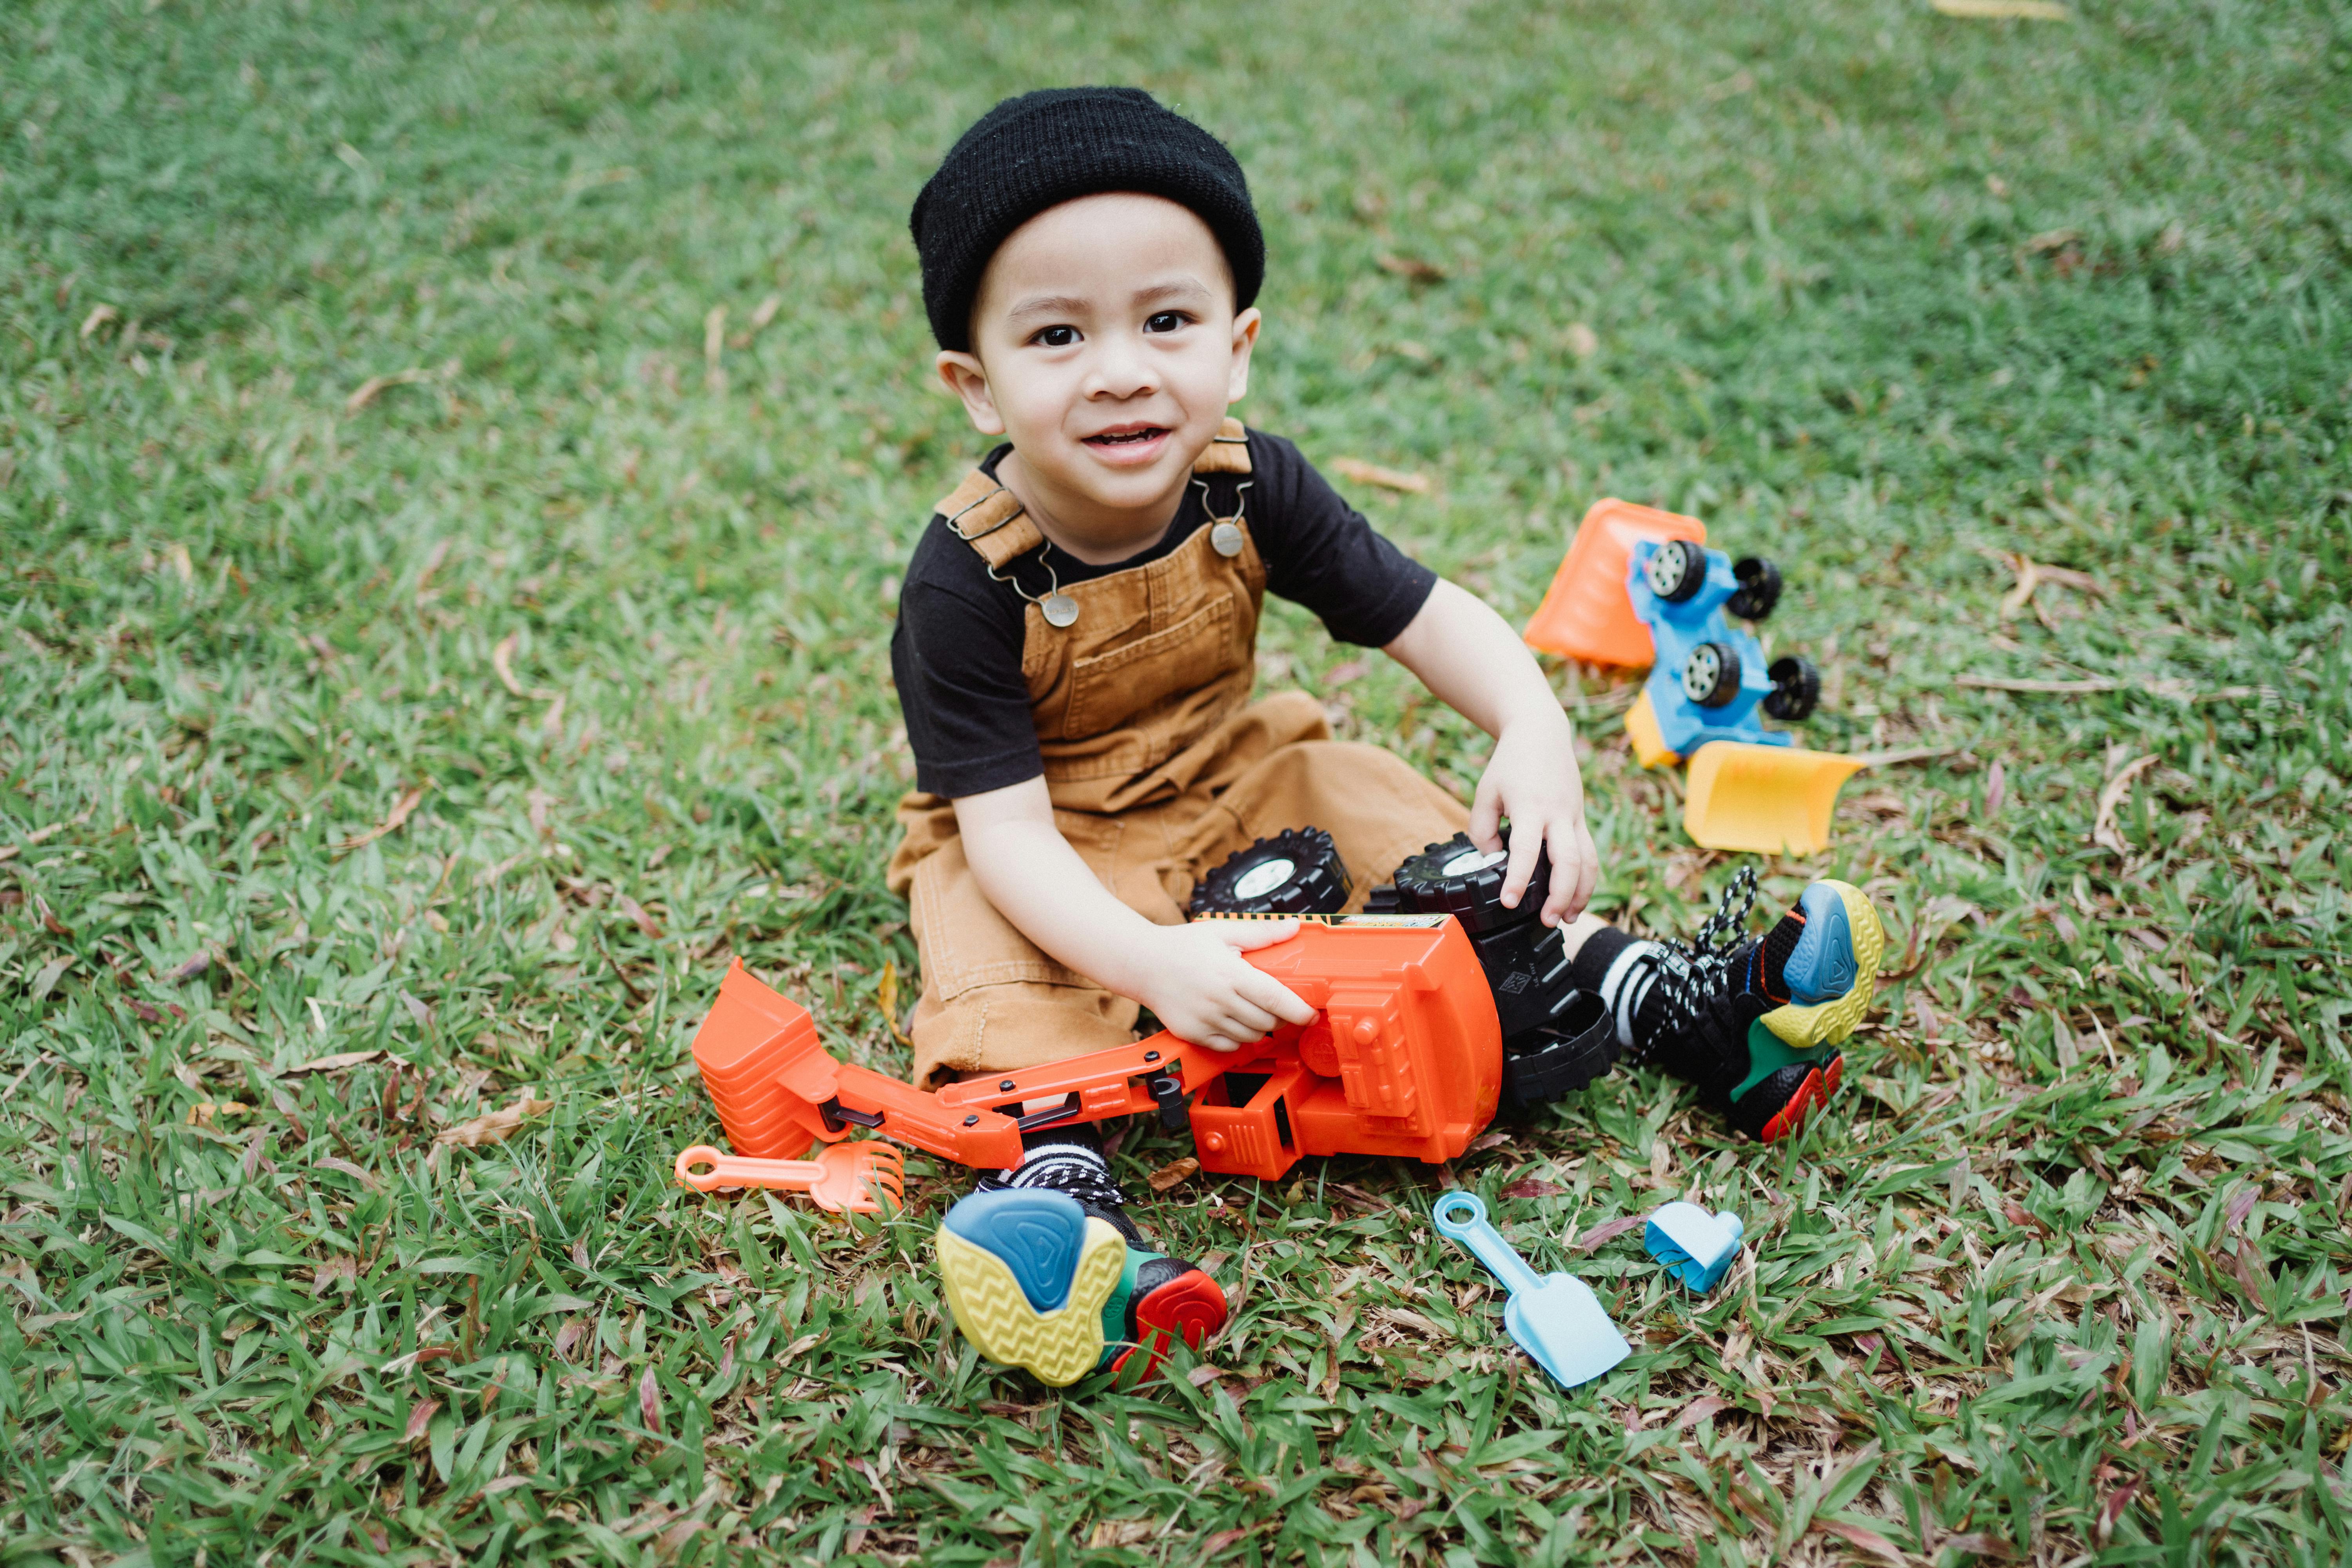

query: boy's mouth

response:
[1082,423,1171,456]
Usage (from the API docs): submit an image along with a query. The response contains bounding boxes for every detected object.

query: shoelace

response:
[977,1146,1131,1213]
[1632,864,1760,1062]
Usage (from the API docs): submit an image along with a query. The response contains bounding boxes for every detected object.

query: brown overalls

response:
[886,420,1469,1086]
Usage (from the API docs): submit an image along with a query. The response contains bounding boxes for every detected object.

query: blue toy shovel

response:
[1433,1191,1630,1390]
[1644,1202,1744,1293]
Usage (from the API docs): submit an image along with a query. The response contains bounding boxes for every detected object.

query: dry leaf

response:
[1500,1178,1566,1200]
[1565,322,1600,359]
[1675,1395,1729,1429]
[554,1317,587,1360]
[2096,1480,2140,1544]
[2225,1185,2259,1235]
[80,303,120,340]
[337,785,426,853]
[614,895,663,940]
[29,955,73,1002]
[1330,456,1432,495]
[2230,1237,2269,1304]
[1376,252,1448,282]
[491,633,558,700]
[750,293,782,330]
[1934,0,2070,18]
[280,1048,385,1076]
[1148,1158,1201,1194]
[638,1365,664,1434]
[1813,1518,1907,1564]
[1984,756,2006,818]
[171,952,212,982]
[434,1089,554,1150]
[1998,555,2042,619]
[315,1156,382,1191]
[311,1255,358,1295]
[1573,1214,1645,1251]
[1912,994,1942,1039]
[2092,753,2157,854]
[344,366,432,414]
[1941,1530,2019,1559]
[877,960,908,1045]
[404,1399,441,1444]
[187,1100,251,1128]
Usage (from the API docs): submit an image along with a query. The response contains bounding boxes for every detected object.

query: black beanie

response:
[909,87,1264,352]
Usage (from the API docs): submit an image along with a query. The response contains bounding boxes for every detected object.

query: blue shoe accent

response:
[941,1189,1087,1313]
[1783,883,1855,1005]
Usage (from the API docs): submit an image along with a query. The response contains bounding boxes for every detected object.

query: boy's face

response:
[938,192,1260,523]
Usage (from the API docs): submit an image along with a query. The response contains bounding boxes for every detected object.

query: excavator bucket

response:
[1523,499,1706,668]
[1681,742,1866,856]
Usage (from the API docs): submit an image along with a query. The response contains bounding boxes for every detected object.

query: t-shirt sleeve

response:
[1247,434,1437,646]
[890,532,1044,798]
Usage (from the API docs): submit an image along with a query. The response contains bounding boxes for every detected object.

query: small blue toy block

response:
[1626,541,1794,758]
[1644,1202,1745,1293]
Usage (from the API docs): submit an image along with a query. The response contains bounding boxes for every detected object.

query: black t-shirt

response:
[891,429,1437,798]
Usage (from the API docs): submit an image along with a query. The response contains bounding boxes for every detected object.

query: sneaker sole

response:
[1757,1054,1844,1143]
[1111,1268,1229,1379]
[935,1216,1128,1387]
[1758,881,1884,1050]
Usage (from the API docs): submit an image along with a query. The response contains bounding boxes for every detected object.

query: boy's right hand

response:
[1136,920,1319,1052]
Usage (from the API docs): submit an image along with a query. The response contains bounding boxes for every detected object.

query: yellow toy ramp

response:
[1682,743,1866,855]
[1622,691,1681,771]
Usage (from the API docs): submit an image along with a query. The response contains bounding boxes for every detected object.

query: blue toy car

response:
[1626,540,1819,758]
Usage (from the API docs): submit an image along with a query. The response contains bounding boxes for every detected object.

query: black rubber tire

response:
[1726,555,1782,621]
[1499,996,1619,1112]
[1388,830,1553,935]
[1188,828,1352,918]
[1763,654,1821,722]
[1681,641,1742,708]
[1643,539,1708,603]
[1470,916,1584,1040]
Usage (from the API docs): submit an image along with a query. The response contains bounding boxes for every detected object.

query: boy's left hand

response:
[1467,711,1597,926]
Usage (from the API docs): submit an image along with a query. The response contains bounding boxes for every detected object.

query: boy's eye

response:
[1143,312,1188,334]
[1033,325,1079,347]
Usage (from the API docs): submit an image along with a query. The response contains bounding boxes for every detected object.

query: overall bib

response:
[887,421,1468,1086]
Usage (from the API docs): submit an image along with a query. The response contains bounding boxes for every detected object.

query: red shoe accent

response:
[1109,1269,1228,1379]
[1759,1068,1824,1143]
[1821,1053,1844,1100]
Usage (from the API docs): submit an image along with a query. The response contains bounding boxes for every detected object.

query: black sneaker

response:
[1635,869,1885,1142]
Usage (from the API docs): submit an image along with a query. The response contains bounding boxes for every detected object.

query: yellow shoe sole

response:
[935,1216,1127,1387]
[1759,880,1885,1050]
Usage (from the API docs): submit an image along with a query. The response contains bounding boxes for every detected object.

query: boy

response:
[889,89,1882,1385]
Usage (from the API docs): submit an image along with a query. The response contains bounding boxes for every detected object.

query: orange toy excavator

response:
[688,915,1504,1183]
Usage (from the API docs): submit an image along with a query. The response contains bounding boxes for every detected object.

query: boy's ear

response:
[1225,307,1262,406]
[936,350,1006,436]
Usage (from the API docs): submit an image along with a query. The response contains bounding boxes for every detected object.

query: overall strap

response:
[930,418,1255,571]
[934,470,1045,572]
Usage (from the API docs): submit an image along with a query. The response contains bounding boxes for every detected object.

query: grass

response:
[3,0,2350,1563]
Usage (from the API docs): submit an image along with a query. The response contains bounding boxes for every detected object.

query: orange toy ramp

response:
[1523,500,1707,668]
[1681,743,1866,855]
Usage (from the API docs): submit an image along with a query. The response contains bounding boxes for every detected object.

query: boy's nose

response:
[1084,330,1159,400]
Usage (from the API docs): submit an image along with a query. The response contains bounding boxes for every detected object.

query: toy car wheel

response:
[1726,555,1782,621]
[1680,641,1742,708]
[1642,539,1708,603]
[1763,655,1821,722]
[1388,830,1555,935]
[1188,827,1352,918]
